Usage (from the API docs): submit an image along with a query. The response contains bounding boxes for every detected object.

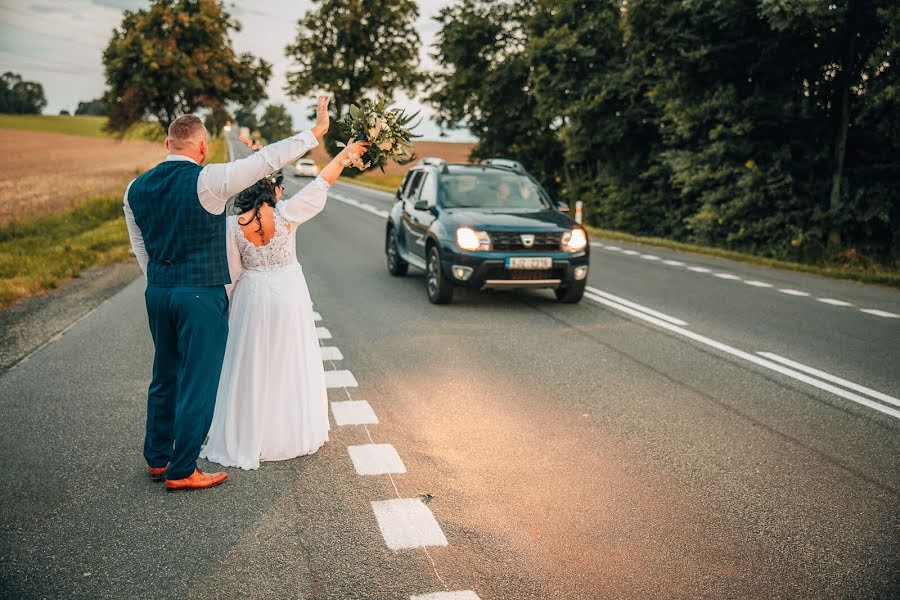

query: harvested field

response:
[0,129,165,225]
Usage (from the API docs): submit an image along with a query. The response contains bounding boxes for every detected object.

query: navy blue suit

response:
[128,160,231,480]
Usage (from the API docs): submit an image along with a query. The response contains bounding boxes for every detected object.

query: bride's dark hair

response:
[233,172,284,233]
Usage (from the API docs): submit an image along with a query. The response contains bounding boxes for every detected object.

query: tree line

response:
[428,0,898,267]
[94,0,897,266]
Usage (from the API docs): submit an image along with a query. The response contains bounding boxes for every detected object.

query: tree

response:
[204,107,231,137]
[59,110,71,116]
[0,72,47,114]
[102,0,272,133]
[258,104,294,142]
[234,105,258,131]
[285,0,421,154]
[75,98,108,116]
[428,0,563,193]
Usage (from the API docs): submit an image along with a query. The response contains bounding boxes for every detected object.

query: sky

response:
[0,0,474,141]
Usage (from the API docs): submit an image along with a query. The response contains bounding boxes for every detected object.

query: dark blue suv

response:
[385,157,589,304]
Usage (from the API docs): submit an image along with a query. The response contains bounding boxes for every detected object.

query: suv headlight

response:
[456,227,491,251]
[561,228,587,252]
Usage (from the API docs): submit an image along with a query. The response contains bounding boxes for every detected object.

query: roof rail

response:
[481,158,526,174]
[417,157,449,172]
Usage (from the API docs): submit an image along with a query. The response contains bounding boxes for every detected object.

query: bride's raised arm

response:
[276,140,370,225]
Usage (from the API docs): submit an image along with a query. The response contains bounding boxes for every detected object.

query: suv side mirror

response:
[557,201,570,212]
[414,199,429,211]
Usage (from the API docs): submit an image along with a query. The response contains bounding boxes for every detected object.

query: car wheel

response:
[386,229,408,276]
[555,279,586,303]
[426,246,454,304]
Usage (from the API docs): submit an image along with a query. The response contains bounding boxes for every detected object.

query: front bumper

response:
[439,246,590,289]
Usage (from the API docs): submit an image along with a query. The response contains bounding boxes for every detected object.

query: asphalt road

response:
[0,134,897,599]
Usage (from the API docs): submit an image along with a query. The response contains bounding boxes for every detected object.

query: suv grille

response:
[488,231,563,251]
[484,267,565,281]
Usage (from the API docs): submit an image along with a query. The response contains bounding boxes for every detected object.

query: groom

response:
[124,97,331,492]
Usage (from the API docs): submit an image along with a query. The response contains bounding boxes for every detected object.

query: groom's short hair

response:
[167,115,206,149]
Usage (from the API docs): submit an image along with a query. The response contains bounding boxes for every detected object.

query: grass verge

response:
[0,114,164,141]
[345,172,404,194]
[585,225,900,289]
[206,135,228,164]
[0,195,132,308]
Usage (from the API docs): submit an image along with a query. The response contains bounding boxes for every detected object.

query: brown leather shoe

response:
[165,468,228,493]
[148,464,168,482]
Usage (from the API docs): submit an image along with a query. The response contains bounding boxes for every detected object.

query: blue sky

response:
[0,0,474,141]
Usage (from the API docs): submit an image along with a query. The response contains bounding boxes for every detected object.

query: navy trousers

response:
[143,285,228,480]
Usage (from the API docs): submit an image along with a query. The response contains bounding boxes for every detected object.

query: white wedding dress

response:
[201,177,331,470]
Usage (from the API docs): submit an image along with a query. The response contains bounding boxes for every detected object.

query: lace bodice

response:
[229,212,298,271]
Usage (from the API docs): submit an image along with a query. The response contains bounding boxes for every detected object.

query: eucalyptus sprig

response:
[337,99,421,171]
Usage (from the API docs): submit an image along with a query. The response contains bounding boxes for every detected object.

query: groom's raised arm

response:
[197,96,331,215]
[197,130,319,215]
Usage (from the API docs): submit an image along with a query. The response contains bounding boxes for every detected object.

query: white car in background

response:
[295,158,319,177]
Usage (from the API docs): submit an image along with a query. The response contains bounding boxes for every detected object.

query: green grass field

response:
[0,114,165,141]
[0,195,132,308]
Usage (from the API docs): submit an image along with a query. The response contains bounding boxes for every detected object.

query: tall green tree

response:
[102,0,272,133]
[204,107,231,137]
[0,72,47,114]
[258,104,294,142]
[284,0,421,154]
[75,98,108,116]
[234,105,258,131]
[428,0,563,193]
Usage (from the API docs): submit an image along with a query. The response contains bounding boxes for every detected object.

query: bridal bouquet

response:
[337,99,420,171]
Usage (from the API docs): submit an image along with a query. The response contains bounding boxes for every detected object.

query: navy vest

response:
[128,160,230,287]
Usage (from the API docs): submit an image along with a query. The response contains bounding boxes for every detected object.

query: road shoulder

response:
[0,260,140,374]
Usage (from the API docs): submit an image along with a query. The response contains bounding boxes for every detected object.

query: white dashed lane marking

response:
[348,444,407,475]
[316,326,332,339]
[591,242,899,319]
[371,499,449,550]
[330,400,380,426]
[325,369,358,388]
[313,311,322,321]
[860,309,900,318]
[319,346,343,361]
[411,592,482,600]
[817,298,853,307]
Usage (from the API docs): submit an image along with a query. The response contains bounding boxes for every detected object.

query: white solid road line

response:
[316,326,332,339]
[585,286,688,326]
[817,298,853,307]
[348,444,407,475]
[319,346,344,361]
[330,400,379,426]
[371,498,449,550]
[325,369,358,388]
[330,192,390,218]
[779,289,811,296]
[411,592,482,600]
[587,293,900,420]
[757,352,900,409]
[860,309,900,318]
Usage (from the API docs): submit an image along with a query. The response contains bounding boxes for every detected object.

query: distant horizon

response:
[0,0,477,143]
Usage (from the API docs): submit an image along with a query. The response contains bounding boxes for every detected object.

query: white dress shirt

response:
[123,129,319,276]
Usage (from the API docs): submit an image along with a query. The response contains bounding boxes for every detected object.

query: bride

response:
[200,135,369,470]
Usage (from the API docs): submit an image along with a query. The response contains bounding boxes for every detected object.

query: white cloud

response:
[0,0,473,141]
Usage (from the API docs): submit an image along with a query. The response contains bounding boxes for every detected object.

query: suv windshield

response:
[441,172,550,210]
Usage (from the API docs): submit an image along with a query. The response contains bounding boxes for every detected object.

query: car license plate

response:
[506,257,552,270]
